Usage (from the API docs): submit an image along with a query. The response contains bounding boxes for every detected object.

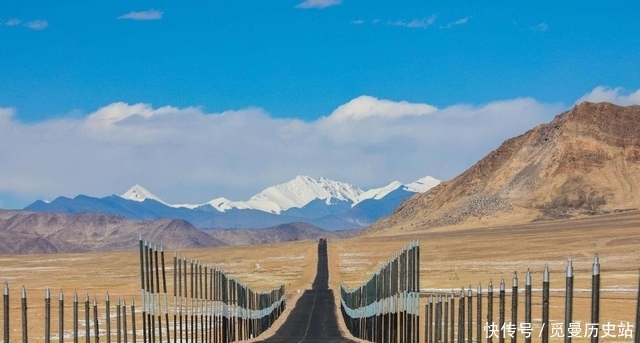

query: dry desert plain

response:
[1,210,640,342]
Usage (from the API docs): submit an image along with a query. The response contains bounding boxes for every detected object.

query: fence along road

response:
[258,238,357,343]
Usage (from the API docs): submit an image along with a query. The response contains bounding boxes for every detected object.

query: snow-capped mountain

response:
[25,175,441,231]
[352,181,404,206]
[242,175,364,213]
[120,175,439,214]
[121,184,169,205]
[406,176,441,192]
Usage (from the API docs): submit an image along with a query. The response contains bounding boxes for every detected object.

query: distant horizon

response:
[1,1,639,208]
[18,173,440,210]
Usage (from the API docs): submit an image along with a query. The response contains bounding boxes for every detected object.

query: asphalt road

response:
[258,240,357,343]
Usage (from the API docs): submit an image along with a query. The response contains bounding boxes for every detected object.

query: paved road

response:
[258,240,357,343]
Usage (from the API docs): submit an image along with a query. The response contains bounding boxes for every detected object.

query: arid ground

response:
[1,211,639,342]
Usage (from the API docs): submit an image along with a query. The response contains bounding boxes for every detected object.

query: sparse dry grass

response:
[1,212,639,343]
[333,211,640,343]
[0,240,317,343]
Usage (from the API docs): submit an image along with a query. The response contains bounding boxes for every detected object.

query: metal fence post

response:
[511,273,518,343]
[488,281,493,343]
[45,287,51,343]
[458,289,465,343]
[499,279,505,343]
[59,291,64,343]
[73,291,78,343]
[635,270,640,343]
[444,294,449,343]
[450,291,455,343]
[525,270,531,343]
[21,286,27,343]
[477,284,482,343]
[564,259,573,343]
[3,283,8,343]
[591,254,600,343]
[468,287,472,343]
[93,297,99,343]
[542,265,549,343]
[106,293,111,343]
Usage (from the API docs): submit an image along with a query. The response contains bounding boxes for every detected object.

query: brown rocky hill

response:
[367,102,640,233]
[0,210,225,254]
[207,222,361,246]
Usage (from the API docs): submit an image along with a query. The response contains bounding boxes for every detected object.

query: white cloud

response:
[389,15,438,29]
[441,15,474,29]
[575,86,640,106]
[24,20,48,30]
[0,95,565,207]
[323,96,437,123]
[372,19,381,24]
[533,22,548,31]
[295,0,341,9]
[117,9,163,20]
[4,18,21,26]
[350,19,364,25]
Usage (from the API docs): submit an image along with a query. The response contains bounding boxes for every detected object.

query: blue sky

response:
[1,1,639,208]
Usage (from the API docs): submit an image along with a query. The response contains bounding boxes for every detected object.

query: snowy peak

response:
[352,176,440,207]
[117,175,440,214]
[121,184,167,204]
[406,176,441,192]
[247,175,364,213]
[353,181,404,205]
[204,197,252,212]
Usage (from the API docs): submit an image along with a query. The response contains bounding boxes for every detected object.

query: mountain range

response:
[0,210,359,254]
[25,175,440,231]
[0,210,225,254]
[367,102,640,234]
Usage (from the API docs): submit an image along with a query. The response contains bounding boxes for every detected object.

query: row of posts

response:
[2,282,136,343]
[139,237,286,343]
[340,240,420,343]
[425,254,640,343]
[0,238,286,343]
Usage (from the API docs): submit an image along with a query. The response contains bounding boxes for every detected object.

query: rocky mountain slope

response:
[206,222,360,246]
[367,102,640,233]
[0,209,225,254]
[0,210,357,254]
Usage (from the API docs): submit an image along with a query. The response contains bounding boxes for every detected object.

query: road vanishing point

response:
[258,240,357,343]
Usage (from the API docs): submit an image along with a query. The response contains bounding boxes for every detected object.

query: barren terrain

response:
[0,211,639,342]
[368,102,640,235]
[335,210,640,342]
